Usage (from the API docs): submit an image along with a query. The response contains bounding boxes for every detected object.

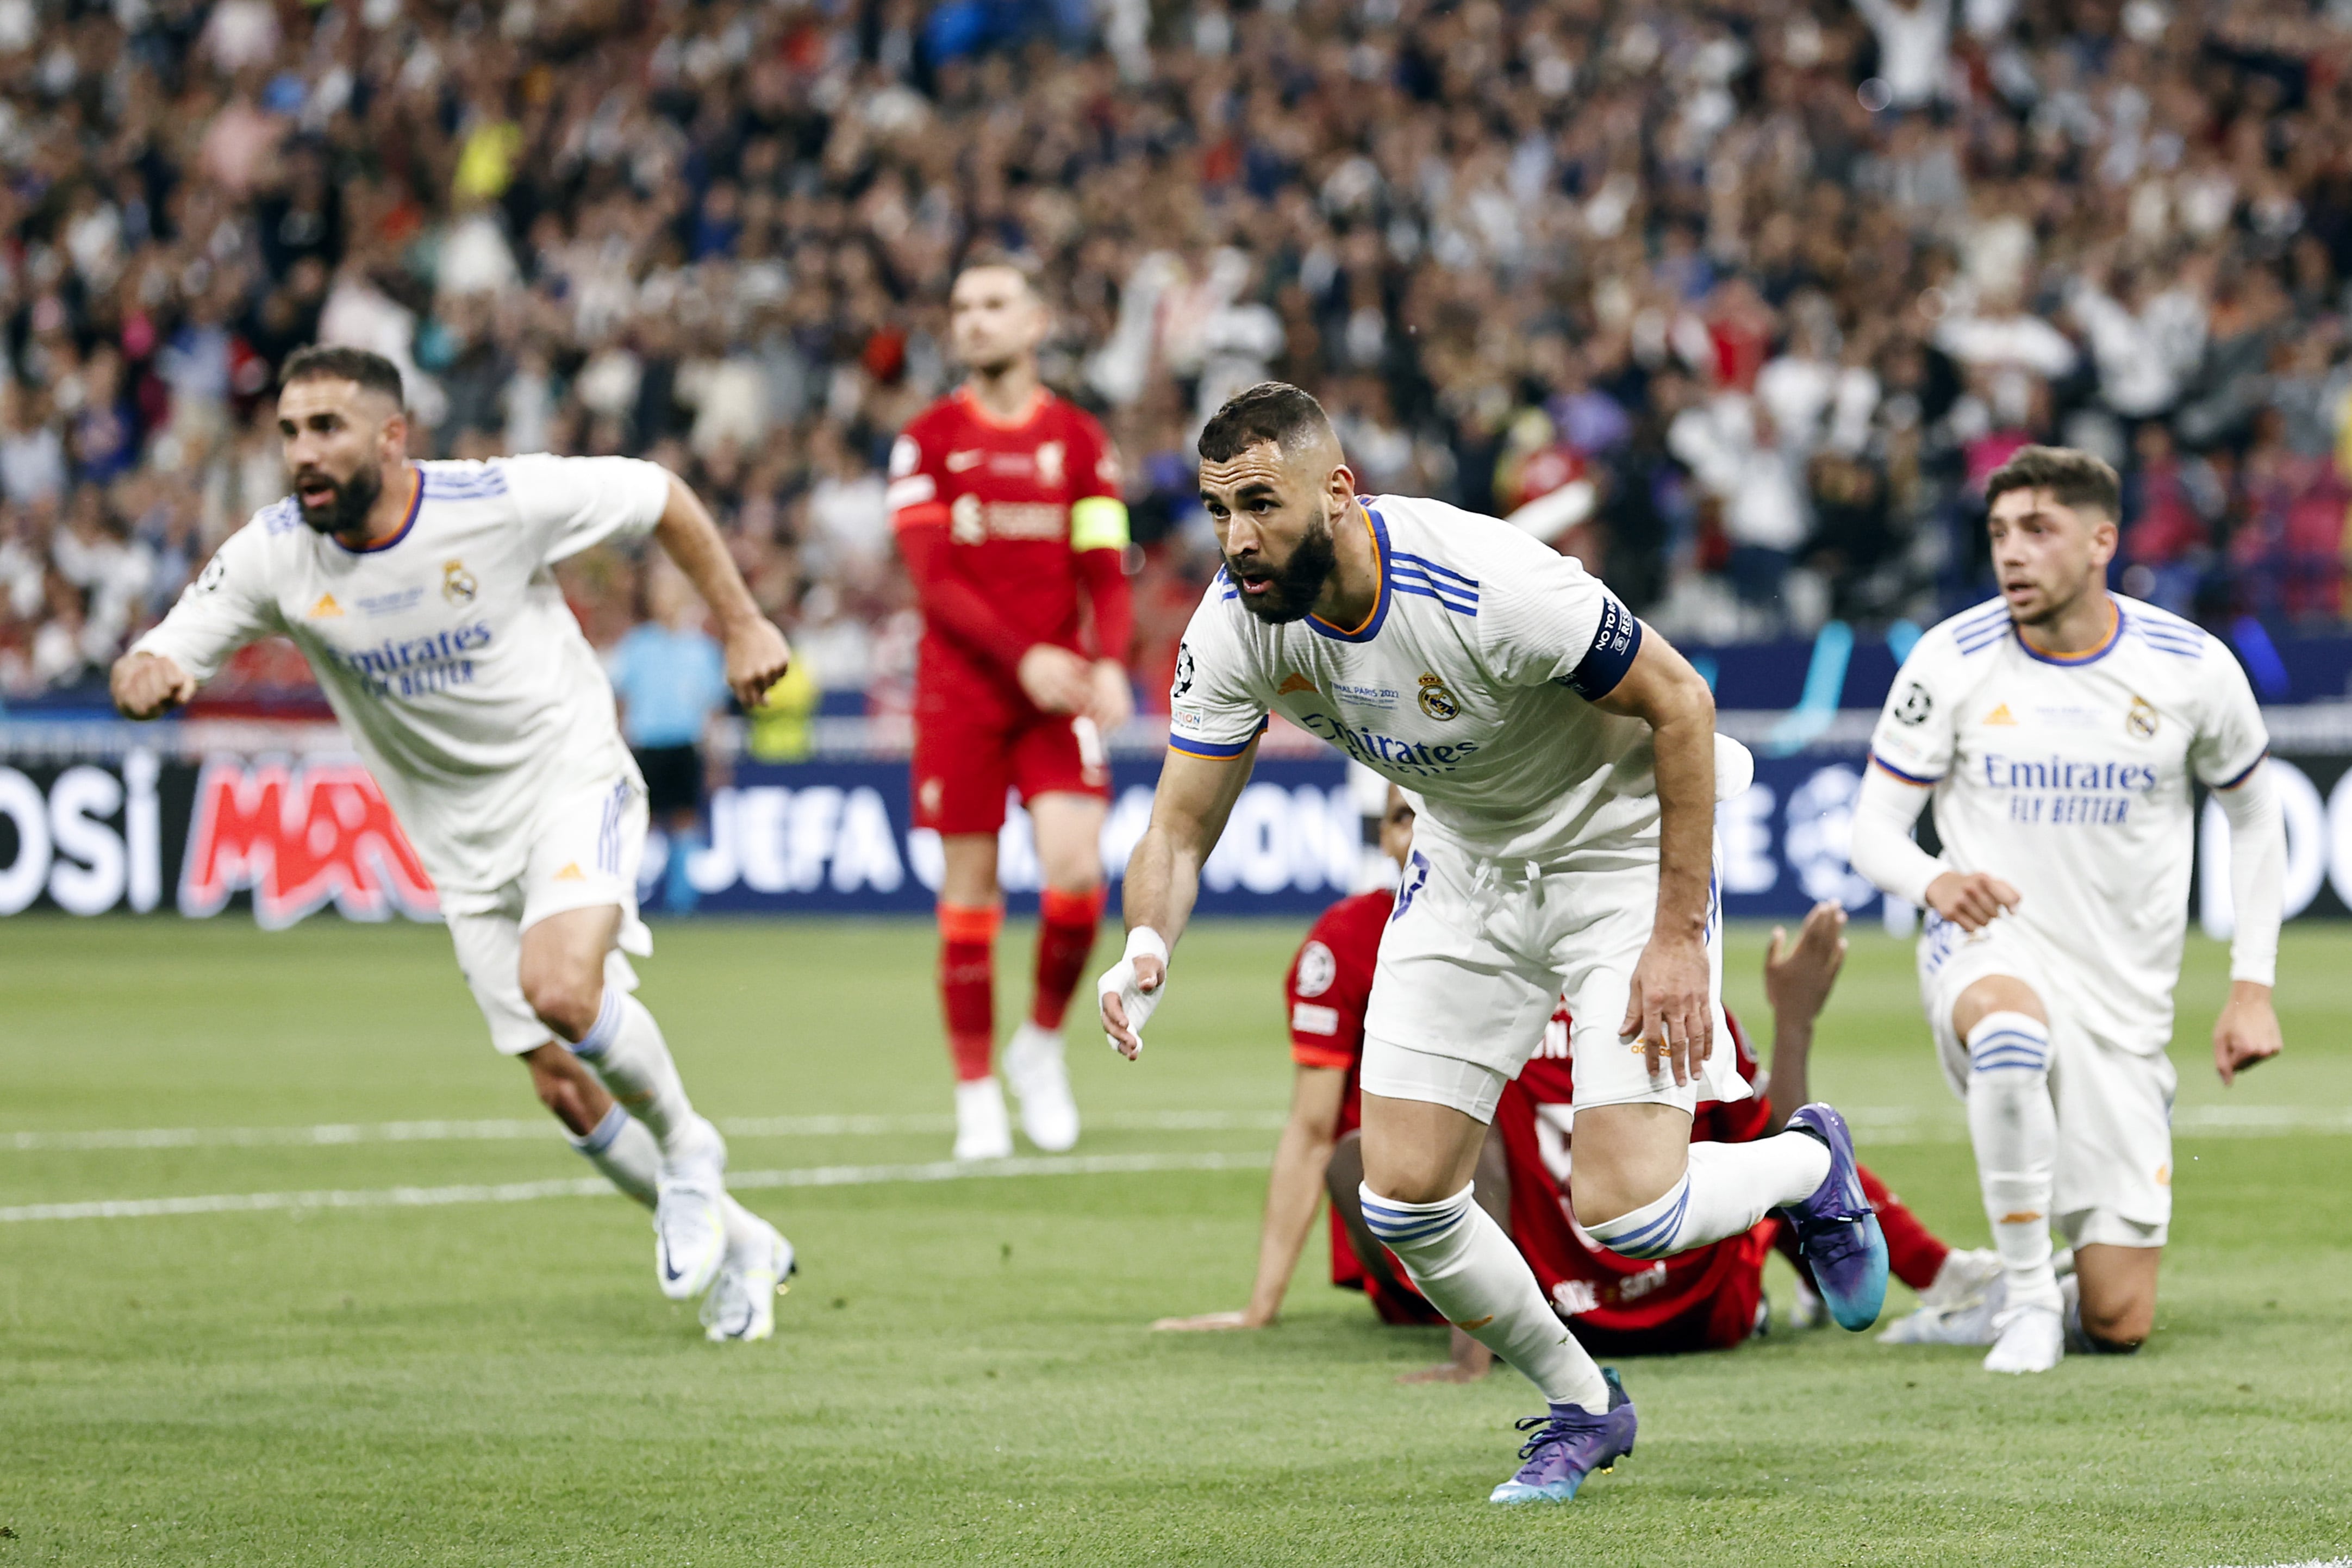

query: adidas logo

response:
[1983,703,2016,726]
[1277,672,1317,696]
[309,593,344,618]
[552,863,586,882]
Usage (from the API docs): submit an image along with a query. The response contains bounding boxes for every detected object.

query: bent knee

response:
[1569,1173,1680,1230]
[521,967,606,1044]
[2080,1300,2153,1350]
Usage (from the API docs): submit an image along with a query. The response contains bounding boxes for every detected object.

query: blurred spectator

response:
[609,564,733,915]
[9,0,2352,711]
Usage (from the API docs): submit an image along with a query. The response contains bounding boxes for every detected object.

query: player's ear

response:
[2088,510,2119,568]
[1325,459,1358,518]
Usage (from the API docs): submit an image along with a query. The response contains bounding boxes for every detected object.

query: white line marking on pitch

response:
[0,1108,1287,1153]
[0,1150,1275,1224]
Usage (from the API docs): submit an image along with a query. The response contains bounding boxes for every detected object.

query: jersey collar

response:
[1306,500,1392,644]
[953,384,1047,431]
[2015,598,2120,666]
[335,467,423,555]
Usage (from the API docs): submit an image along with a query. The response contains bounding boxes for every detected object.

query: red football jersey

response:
[1283,888,1774,1341]
[888,386,1130,715]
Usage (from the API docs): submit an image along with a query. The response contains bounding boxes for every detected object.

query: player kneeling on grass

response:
[111,347,796,1342]
[1850,446,2285,1375]
[1100,382,1889,1506]
[1156,791,1999,1374]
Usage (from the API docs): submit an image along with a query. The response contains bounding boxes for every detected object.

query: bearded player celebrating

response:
[1099,383,1887,1506]
[1851,446,2285,1374]
[110,347,797,1341]
[889,259,1135,1161]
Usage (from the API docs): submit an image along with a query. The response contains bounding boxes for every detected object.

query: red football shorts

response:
[912,702,1110,836]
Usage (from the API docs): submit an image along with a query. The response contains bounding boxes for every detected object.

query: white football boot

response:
[952,1076,1014,1161]
[653,1115,729,1301]
[1982,1303,2065,1374]
[702,1211,796,1343]
[1920,1247,2005,1311]
[1002,1021,1081,1152]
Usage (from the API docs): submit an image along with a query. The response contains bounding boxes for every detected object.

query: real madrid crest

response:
[441,559,478,605]
[1417,672,1460,721]
[2126,694,2158,740]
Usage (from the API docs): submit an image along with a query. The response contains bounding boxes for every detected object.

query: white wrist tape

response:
[1097,927,1170,1055]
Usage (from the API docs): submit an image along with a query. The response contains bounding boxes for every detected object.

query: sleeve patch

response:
[1893,682,1933,726]
[1563,592,1642,698]
[1293,940,1337,998]
[1290,1001,1341,1036]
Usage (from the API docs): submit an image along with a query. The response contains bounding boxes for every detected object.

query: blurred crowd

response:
[6,0,2352,708]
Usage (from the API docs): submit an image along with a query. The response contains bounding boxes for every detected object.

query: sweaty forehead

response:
[1198,443,1292,496]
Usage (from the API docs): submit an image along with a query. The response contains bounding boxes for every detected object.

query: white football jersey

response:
[1868,594,2268,1054]
[1168,494,1663,865]
[135,455,670,897]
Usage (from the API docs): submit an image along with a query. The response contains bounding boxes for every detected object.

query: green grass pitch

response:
[2,913,2348,1566]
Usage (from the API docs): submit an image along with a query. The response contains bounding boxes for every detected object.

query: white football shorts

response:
[1919,912,2174,1248]
[442,771,656,1056]
[1358,832,1747,1125]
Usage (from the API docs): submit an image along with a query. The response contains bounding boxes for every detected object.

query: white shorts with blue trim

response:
[441,771,654,1056]
[1919,913,2175,1248]
[1358,832,1749,1125]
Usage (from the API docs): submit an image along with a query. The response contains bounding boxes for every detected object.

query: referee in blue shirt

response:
[610,567,734,913]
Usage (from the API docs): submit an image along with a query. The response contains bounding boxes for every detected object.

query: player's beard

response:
[294,462,382,537]
[1227,513,1339,626]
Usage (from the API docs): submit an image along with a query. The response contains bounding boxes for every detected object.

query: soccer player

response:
[108,346,796,1342]
[1851,445,2285,1375]
[1099,382,1888,1505]
[888,259,1134,1161]
[1154,792,1995,1375]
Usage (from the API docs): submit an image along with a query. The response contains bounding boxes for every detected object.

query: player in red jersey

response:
[1156,790,2001,1370]
[889,259,1136,1161]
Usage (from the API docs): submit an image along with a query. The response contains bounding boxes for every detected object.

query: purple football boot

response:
[1488,1368,1637,1505]
[1776,1103,1888,1331]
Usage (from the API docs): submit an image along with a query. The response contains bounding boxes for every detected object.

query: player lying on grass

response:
[1851,445,2285,1375]
[889,258,1135,1161]
[1100,381,1888,1505]
[1155,790,1998,1374]
[110,346,796,1342]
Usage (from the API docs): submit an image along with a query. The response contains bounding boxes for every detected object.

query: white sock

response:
[569,1103,658,1209]
[1359,1181,1608,1410]
[1964,1011,2061,1311]
[573,988,697,1154]
[1582,1136,1831,1259]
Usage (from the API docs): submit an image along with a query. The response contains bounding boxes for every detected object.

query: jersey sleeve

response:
[500,454,671,565]
[885,421,950,532]
[1474,537,1643,699]
[130,518,284,682]
[1867,634,1960,785]
[1285,908,1370,1069]
[2189,643,2270,788]
[1165,584,1270,759]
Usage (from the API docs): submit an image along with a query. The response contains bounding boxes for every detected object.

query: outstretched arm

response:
[1594,627,1717,1084]
[1099,739,1259,1058]
[651,472,792,709]
[2213,762,2284,1085]
[1154,1064,1346,1330]
[1760,901,1849,1118]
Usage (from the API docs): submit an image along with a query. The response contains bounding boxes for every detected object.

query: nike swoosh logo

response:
[945,451,984,471]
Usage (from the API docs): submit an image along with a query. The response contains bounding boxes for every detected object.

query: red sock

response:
[1859,1164,1949,1291]
[1030,885,1105,1030]
[938,902,1001,1082]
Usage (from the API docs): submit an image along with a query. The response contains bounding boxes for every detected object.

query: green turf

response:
[2,914,2347,1566]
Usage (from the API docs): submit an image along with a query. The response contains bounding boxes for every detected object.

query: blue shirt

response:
[609,622,729,749]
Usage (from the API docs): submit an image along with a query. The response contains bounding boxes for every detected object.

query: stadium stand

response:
[3,0,2351,709]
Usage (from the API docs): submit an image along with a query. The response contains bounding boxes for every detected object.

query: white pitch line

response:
[0,1149,1274,1224]
[1,1108,1286,1153]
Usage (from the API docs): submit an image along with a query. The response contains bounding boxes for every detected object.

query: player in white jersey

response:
[1851,446,2285,1375]
[109,346,797,1342]
[1094,383,1889,1505]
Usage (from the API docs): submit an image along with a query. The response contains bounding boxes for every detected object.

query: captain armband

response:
[1070,496,1131,552]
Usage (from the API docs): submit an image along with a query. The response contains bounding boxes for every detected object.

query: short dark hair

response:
[1197,382,1334,465]
[1985,445,2119,520]
[280,345,405,408]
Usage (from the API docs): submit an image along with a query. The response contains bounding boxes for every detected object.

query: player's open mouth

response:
[297,479,337,507]
[1236,573,1272,596]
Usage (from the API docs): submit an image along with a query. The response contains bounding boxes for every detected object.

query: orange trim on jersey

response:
[1290,1044,1355,1070]
[1306,502,1383,639]
[953,385,1050,432]
[2015,598,2120,666]
[893,501,951,531]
